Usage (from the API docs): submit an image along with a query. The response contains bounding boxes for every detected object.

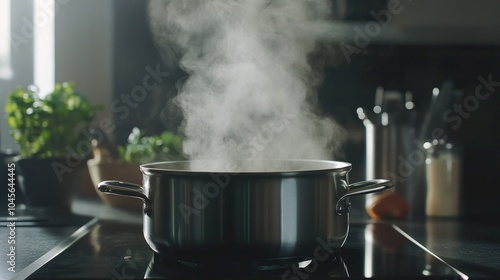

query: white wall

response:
[0,0,114,152]
[0,0,34,152]
[54,0,114,126]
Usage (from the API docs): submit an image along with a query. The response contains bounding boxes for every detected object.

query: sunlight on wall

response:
[0,0,13,80]
[34,0,55,96]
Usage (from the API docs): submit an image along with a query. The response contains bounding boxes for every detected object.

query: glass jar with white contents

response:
[423,140,463,218]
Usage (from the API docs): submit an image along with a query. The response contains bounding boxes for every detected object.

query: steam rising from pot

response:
[148,0,344,169]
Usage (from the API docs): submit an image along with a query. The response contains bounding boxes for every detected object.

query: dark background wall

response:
[320,45,500,225]
[112,0,500,225]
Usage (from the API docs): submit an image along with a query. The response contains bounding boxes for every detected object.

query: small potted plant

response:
[5,82,100,210]
[87,127,184,211]
[118,127,184,163]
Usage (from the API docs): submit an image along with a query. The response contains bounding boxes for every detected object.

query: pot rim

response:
[140,159,352,176]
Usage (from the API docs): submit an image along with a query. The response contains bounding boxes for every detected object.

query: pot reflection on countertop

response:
[144,251,349,279]
[25,218,465,279]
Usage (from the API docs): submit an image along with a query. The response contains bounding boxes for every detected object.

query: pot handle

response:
[335,179,393,215]
[97,180,151,214]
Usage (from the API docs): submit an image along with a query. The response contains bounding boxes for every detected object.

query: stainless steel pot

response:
[98,159,392,264]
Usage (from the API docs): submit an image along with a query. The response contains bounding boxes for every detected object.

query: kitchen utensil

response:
[363,90,412,219]
[363,87,431,220]
[419,80,454,141]
[97,159,392,263]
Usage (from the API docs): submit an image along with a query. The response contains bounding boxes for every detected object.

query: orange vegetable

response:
[366,191,409,220]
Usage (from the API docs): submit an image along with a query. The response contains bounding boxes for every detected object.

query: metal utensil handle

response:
[97,180,151,214]
[335,179,393,215]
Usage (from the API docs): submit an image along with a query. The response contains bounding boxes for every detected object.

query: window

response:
[1,0,55,150]
[33,0,55,96]
[0,0,13,80]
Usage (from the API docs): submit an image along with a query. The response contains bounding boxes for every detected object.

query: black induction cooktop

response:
[15,217,466,279]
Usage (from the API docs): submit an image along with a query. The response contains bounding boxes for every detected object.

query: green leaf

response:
[4,82,100,159]
[118,128,185,163]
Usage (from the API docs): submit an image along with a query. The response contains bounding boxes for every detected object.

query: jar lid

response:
[423,139,462,155]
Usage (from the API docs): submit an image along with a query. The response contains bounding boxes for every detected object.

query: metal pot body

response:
[98,160,392,263]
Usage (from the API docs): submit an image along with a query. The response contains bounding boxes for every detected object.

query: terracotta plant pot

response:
[87,159,143,211]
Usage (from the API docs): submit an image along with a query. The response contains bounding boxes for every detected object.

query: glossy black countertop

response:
[1,197,499,279]
[394,220,500,278]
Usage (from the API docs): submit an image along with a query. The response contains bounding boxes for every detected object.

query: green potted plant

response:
[5,82,99,210]
[118,127,184,163]
[87,127,184,211]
